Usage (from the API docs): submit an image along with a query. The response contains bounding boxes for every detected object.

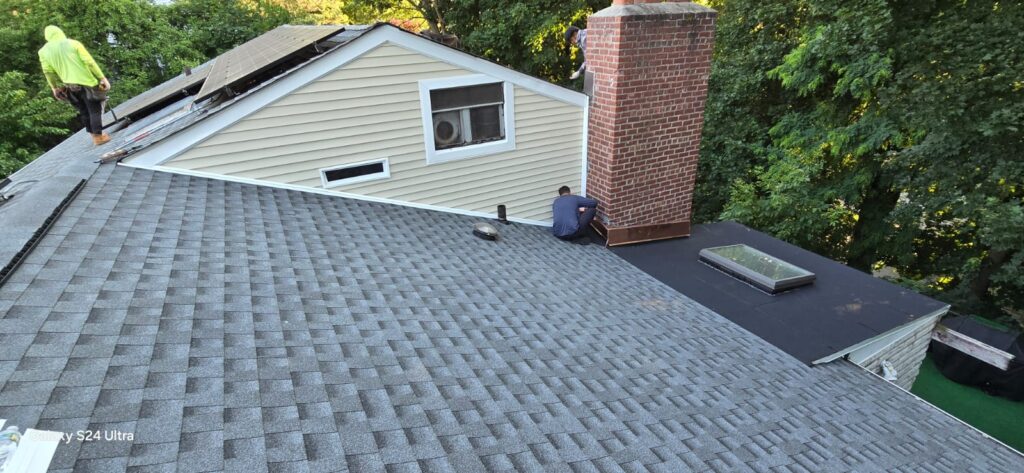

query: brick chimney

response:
[586,1,716,245]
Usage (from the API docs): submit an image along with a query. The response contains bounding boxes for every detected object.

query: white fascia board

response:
[384,27,588,107]
[812,305,950,365]
[3,429,61,473]
[129,25,586,168]
[121,161,553,227]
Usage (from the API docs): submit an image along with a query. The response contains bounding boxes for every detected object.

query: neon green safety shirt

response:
[38,25,105,89]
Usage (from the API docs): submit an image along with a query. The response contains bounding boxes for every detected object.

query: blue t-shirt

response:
[551,195,598,237]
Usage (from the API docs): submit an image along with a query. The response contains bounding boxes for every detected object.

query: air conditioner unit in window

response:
[433,111,461,147]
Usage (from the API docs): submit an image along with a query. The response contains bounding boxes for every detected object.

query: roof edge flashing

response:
[812,306,950,365]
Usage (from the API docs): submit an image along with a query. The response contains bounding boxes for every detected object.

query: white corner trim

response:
[418,75,516,164]
[121,162,553,227]
[127,24,585,168]
[580,103,589,196]
[812,306,950,365]
[319,158,390,188]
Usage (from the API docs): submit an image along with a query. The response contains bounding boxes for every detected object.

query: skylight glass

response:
[699,244,815,294]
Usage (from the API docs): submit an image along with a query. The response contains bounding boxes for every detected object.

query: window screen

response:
[430,83,503,111]
[323,161,385,182]
[469,106,502,141]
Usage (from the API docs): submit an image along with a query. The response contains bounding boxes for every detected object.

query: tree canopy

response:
[700,0,1024,328]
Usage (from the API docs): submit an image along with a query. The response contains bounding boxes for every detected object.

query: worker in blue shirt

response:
[552,186,598,243]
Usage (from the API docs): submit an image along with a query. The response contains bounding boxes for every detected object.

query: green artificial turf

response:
[911,354,1024,452]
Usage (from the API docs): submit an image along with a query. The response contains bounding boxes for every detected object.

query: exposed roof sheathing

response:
[194,25,345,101]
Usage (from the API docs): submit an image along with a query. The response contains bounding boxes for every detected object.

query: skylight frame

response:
[699,244,815,294]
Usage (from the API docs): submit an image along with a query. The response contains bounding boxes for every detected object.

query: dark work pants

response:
[559,207,598,240]
[67,86,104,134]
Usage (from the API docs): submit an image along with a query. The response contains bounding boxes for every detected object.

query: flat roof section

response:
[612,221,949,364]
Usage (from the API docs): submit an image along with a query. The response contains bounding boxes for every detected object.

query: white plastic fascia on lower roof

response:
[3,429,60,473]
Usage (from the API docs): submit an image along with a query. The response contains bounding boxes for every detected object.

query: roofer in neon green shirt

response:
[39,25,112,145]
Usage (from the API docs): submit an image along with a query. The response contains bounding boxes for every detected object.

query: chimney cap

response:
[594,1,715,17]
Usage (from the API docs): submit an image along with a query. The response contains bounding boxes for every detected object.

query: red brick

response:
[586,4,716,229]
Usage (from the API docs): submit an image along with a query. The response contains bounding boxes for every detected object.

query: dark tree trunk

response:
[416,0,445,34]
[969,248,1012,304]
[847,173,900,272]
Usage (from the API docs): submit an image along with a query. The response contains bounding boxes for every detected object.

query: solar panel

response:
[194,25,345,102]
[320,25,373,48]
[103,60,212,126]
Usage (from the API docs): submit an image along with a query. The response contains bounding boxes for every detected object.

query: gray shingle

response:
[72,456,130,473]
[177,429,225,472]
[0,165,1021,473]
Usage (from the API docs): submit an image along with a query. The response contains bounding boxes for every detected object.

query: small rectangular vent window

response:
[699,244,815,294]
[319,159,390,188]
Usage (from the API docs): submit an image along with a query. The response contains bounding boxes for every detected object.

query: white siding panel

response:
[167,42,585,222]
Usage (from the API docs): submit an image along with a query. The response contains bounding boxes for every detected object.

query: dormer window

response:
[419,75,515,164]
[430,83,505,149]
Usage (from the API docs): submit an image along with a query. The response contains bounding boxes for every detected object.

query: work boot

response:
[571,237,591,246]
[92,132,111,146]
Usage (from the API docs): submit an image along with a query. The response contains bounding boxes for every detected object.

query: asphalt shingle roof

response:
[1,164,1021,472]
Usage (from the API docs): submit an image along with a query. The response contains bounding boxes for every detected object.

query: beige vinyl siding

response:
[166,42,584,222]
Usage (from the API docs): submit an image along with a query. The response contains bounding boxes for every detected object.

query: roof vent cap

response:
[473,222,499,241]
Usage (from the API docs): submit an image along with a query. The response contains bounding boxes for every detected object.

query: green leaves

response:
[0,71,73,178]
[166,0,297,59]
[0,0,296,180]
[442,0,604,87]
[700,0,1024,328]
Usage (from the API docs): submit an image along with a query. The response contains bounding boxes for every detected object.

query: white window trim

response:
[418,74,516,165]
[319,158,391,188]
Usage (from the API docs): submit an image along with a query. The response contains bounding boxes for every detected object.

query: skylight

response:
[699,244,815,294]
